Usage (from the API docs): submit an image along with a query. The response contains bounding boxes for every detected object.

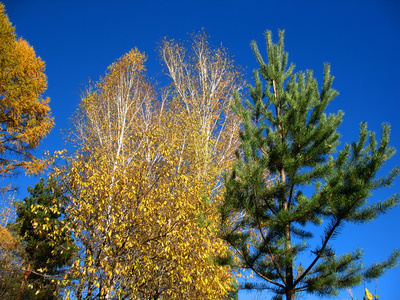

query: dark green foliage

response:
[14,178,75,272]
[9,178,76,299]
[219,30,399,300]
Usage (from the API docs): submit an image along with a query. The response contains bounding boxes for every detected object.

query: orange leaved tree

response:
[0,4,53,193]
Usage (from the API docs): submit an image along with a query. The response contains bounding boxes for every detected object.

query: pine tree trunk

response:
[285,223,294,300]
[284,215,294,300]
[286,288,295,300]
[281,167,294,300]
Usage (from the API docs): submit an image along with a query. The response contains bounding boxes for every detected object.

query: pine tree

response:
[219,30,399,300]
[10,178,76,299]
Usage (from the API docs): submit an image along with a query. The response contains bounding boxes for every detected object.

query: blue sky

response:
[3,0,400,299]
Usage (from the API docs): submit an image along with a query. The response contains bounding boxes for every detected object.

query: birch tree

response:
[160,32,245,189]
[55,49,235,299]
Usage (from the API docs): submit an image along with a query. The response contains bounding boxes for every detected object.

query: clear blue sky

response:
[3,1,400,299]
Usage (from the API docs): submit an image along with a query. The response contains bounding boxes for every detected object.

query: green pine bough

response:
[9,178,76,299]
[219,30,399,300]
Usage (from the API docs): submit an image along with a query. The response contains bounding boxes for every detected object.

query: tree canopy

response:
[1,178,75,299]
[0,3,53,193]
[1,3,398,298]
[219,30,399,300]
[54,39,243,299]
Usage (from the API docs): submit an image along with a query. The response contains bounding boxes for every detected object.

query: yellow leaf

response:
[365,288,373,300]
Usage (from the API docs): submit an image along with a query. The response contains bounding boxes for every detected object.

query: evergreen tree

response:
[10,178,76,299]
[219,30,399,300]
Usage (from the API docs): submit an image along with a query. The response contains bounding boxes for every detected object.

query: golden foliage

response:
[0,4,53,188]
[55,46,240,299]
[0,225,16,251]
[0,224,21,298]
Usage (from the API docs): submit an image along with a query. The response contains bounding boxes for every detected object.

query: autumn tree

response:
[0,3,53,193]
[160,31,245,186]
[0,224,21,298]
[0,194,20,298]
[55,46,239,299]
[219,31,399,300]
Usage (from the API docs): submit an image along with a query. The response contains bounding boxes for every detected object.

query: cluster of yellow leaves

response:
[0,225,17,252]
[0,194,19,295]
[54,45,241,299]
[0,224,21,298]
[0,4,53,186]
[59,131,231,298]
